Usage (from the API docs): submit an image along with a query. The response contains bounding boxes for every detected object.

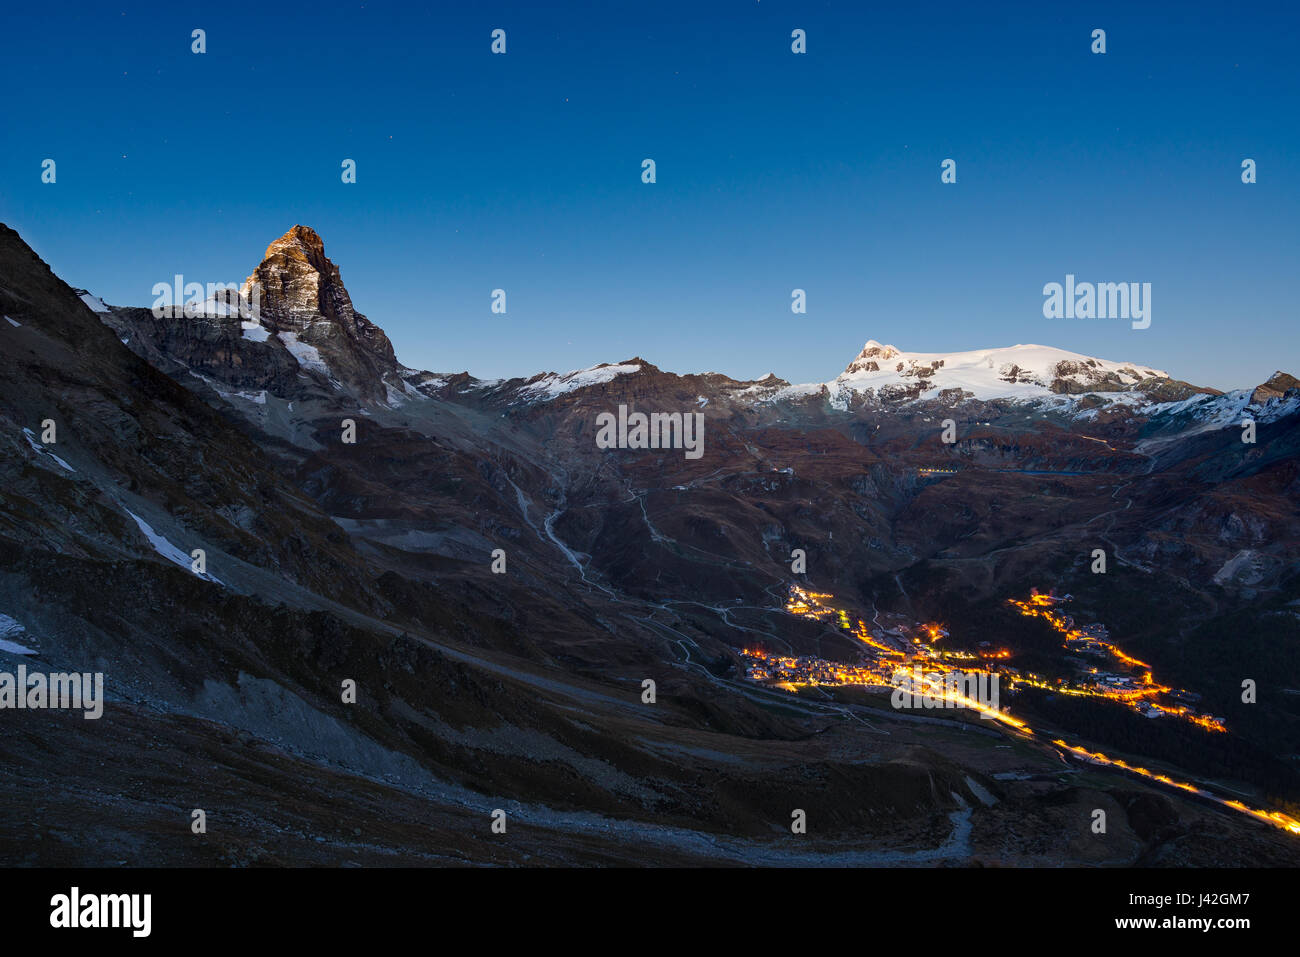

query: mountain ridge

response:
[69,225,1291,411]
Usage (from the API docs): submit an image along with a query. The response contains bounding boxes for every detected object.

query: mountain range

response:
[2,222,1298,866]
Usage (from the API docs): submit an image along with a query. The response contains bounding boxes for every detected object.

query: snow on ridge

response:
[379,370,438,407]
[79,292,109,313]
[188,373,268,406]
[1141,385,1298,431]
[1259,393,1300,422]
[517,362,642,401]
[395,369,452,393]
[4,316,19,328]
[1132,390,1252,452]
[760,381,825,402]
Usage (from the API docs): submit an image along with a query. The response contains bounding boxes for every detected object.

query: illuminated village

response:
[739,585,1300,836]
[756,586,1226,731]
[1004,592,1226,733]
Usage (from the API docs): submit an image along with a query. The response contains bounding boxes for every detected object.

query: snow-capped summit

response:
[843,340,902,373]
[830,340,1183,403]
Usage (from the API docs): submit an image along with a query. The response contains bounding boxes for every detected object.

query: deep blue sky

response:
[2,1,1297,389]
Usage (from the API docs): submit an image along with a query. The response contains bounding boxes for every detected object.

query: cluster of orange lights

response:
[1007,592,1225,733]
[785,586,836,621]
[761,584,1296,837]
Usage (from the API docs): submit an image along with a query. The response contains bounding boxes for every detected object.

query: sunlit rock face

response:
[842,340,902,375]
[1251,370,1300,405]
[241,225,399,399]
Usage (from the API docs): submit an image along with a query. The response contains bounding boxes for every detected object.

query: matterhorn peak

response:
[262,224,330,268]
[239,226,400,400]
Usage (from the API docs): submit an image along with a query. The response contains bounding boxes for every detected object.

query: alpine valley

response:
[2,224,1298,866]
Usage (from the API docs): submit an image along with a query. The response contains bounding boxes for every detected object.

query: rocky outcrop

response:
[241,226,399,400]
[843,340,901,375]
[1252,371,1300,404]
[93,226,415,406]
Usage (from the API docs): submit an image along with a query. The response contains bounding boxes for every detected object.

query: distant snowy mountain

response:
[747,339,1213,413]
[844,339,1167,394]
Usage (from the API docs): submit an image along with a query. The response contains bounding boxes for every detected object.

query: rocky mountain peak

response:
[240,226,399,399]
[1251,370,1300,404]
[261,224,331,272]
[843,340,901,374]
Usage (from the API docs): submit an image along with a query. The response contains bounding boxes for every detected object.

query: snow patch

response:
[1212,549,1268,587]
[125,510,224,585]
[21,428,76,473]
[757,381,823,403]
[1134,390,1255,453]
[241,320,271,342]
[189,373,268,406]
[79,293,109,313]
[0,614,38,655]
[398,370,450,393]
[277,331,332,376]
[384,380,409,408]
[1256,392,1300,424]
[4,316,19,328]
